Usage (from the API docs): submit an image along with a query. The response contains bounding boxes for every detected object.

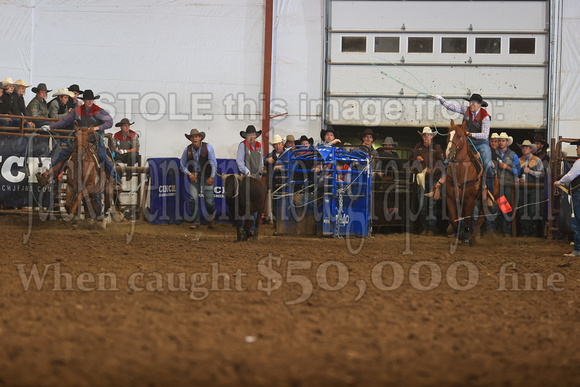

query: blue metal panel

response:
[275,145,371,237]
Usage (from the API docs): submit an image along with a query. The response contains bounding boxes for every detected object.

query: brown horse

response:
[444,120,498,244]
[65,126,121,224]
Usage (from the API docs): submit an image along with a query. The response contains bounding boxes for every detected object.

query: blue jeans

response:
[53,133,121,184]
[471,139,494,195]
[189,180,215,225]
[572,191,580,253]
[496,184,513,235]
[519,185,542,237]
[419,180,437,232]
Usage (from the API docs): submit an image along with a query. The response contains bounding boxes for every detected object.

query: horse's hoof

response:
[446,225,454,235]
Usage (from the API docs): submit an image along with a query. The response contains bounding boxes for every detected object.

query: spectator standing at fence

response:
[284,135,296,150]
[319,127,341,147]
[518,140,545,237]
[359,128,379,158]
[237,125,263,178]
[533,132,550,170]
[377,136,400,172]
[265,134,286,232]
[180,128,216,230]
[66,84,83,110]
[486,132,501,233]
[554,140,580,256]
[411,127,444,235]
[111,118,140,169]
[495,132,521,236]
[37,89,122,189]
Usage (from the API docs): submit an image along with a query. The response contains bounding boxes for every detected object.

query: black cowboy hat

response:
[298,135,314,144]
[185,128,206,141]
[571,140,580,146]
[240,125,262,138]
[68,84,84,94]
[359,128,377,141]
[79,89,100,100]
[464,93,488,107]
[115,118,135,127]
[320,127,337,141]
[533,133,549,148]
[31,83,52,93]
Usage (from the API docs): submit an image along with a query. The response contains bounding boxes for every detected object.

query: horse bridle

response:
[448,131,464,162]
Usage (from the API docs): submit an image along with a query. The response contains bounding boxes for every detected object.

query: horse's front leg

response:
[445,183,457,235]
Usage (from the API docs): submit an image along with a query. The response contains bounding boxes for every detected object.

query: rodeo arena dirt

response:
[3,1,580,386]
[1,122,579,387]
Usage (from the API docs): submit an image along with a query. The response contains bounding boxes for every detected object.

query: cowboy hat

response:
[53,88,74,98]
[79,89,100,100]
[269,134,284,145]
[68,84,83,94]
[418,126,435,136]
[570,140,580,146]
[284,135,296,144]
[382,136,398,146]
[298,135,313,144]
[490,132,500,139]
[320,127,337,141]
[464,93,488,107]
[185,128,206,141]
[359,128,377,141]
[115,118,135,127]
[14,79,31,88]
[2,78,14,87]
[240,125,262,139]
[497,132,513,146]
[31,83,51,93]
[416,168,427,190]
[533,133,549,148]
[518,140,538,154]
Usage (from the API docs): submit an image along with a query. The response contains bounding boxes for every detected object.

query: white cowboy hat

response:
[13,79,32,87]
[418,127,435,136]
[53,88,74,98]
[490,133,500,139]
[2,77,14,87]
[498,132,513,146]
[416,168,427,189]
[269,134,284,145]
[518,139,538,154]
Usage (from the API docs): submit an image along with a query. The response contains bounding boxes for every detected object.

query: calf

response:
[219,174,267,241]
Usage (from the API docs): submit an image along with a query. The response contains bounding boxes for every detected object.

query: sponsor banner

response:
[0,135,60,207]
[147,157,239,225]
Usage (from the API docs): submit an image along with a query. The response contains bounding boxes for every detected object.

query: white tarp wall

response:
[551,0,580,143]
[0,0,324,160]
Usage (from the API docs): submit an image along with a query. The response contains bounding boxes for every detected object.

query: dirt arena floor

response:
[0,212,579,386]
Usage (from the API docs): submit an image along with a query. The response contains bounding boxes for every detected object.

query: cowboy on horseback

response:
[37,89,122,190]
[426,93,495,207]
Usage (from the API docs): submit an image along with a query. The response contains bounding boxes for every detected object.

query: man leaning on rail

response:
[36,89,122,190]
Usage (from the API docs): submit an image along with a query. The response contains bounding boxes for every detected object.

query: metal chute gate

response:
[274,145,372,237]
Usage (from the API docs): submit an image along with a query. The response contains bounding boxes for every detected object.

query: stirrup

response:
[484,189,494,207]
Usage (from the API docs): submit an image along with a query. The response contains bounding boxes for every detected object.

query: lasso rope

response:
[370,56,444,136]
